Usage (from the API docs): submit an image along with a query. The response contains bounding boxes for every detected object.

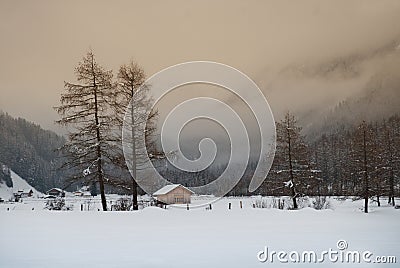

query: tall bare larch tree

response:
[55,51,115,211]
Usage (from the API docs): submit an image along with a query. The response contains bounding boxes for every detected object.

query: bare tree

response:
[111,61,158,210]
[311,114,400,208]
[351,121,374,213]
[382,117,399,206]
[55,50,115,211]
[273,112,316,209]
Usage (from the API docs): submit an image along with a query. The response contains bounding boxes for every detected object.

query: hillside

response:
[303,71,400,140]
[0,111,66,192]
[0,168,42,200]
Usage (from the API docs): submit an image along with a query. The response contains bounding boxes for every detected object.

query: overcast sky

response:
[1,0,400,133]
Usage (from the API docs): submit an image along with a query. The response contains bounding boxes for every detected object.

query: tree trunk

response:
[388,142,395,206]
[363,126,368,214]
[291,187,297,209]
[287,123,298,209]
[95,104,107,211]
[132,180,138,210]
[130,88,138,210]
[93,62,107,212]
[389,169,395,206]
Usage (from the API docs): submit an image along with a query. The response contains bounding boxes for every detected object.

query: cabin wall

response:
[157,187,192,204]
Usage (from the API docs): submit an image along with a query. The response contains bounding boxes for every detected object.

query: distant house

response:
[46,188,65,197]
[74,186,92,197]
[74,190,84,197]
[153,184,194,204]
[13,189,33,198]
[83,191,92,198]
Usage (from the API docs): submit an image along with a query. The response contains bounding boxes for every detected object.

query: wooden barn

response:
[153,184,194,204]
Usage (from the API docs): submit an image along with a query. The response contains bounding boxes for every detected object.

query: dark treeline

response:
[0,111,67,192]
[0,110,131,195]
[310,115,400,209]
[252,113,399,212]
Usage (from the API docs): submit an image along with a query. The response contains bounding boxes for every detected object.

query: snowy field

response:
[0,195,399,268]
[0,171,399,267]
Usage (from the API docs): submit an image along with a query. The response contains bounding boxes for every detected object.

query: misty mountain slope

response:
[304,71,400,140]
[0,111,66,192]
[262,39,400,131]
[261,40,400,140]
[277,39,399,81]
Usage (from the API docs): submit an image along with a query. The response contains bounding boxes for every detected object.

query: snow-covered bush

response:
[296,196,312,209]
[254,197,290,209]
[254,196,332,210]
[254,198,268,208]
[112,197,132,211]
[312,196,331,210]
[45,198,71,211]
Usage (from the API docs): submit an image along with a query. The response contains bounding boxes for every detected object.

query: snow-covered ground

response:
[0,195,399,268]
[0,171,399,267]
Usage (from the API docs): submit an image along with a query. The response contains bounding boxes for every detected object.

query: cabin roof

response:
[153,184,194,196]
[47,188,63,192]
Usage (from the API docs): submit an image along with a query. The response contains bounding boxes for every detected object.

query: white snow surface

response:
[0,196,399,268]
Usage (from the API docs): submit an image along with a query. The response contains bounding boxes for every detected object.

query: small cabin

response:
[153,184,194,204]
[46,188,65,197]
[13,189,33,198]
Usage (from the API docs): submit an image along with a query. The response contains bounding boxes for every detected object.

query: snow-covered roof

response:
[153,184,194,196]
[15,189,32,194]
[47,188,63,193]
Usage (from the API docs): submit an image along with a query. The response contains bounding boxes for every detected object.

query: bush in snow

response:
[295,196,312,209]
[254,198,268,209]
[112,197,132,211]
[254,196,332,210]
[312,196,331,210]
[45,198,71,211]
[254,197,290,209]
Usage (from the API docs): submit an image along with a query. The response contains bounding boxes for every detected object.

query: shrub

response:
[112,197,132,211]
[312,196,331,210]
[45,198,71,211]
